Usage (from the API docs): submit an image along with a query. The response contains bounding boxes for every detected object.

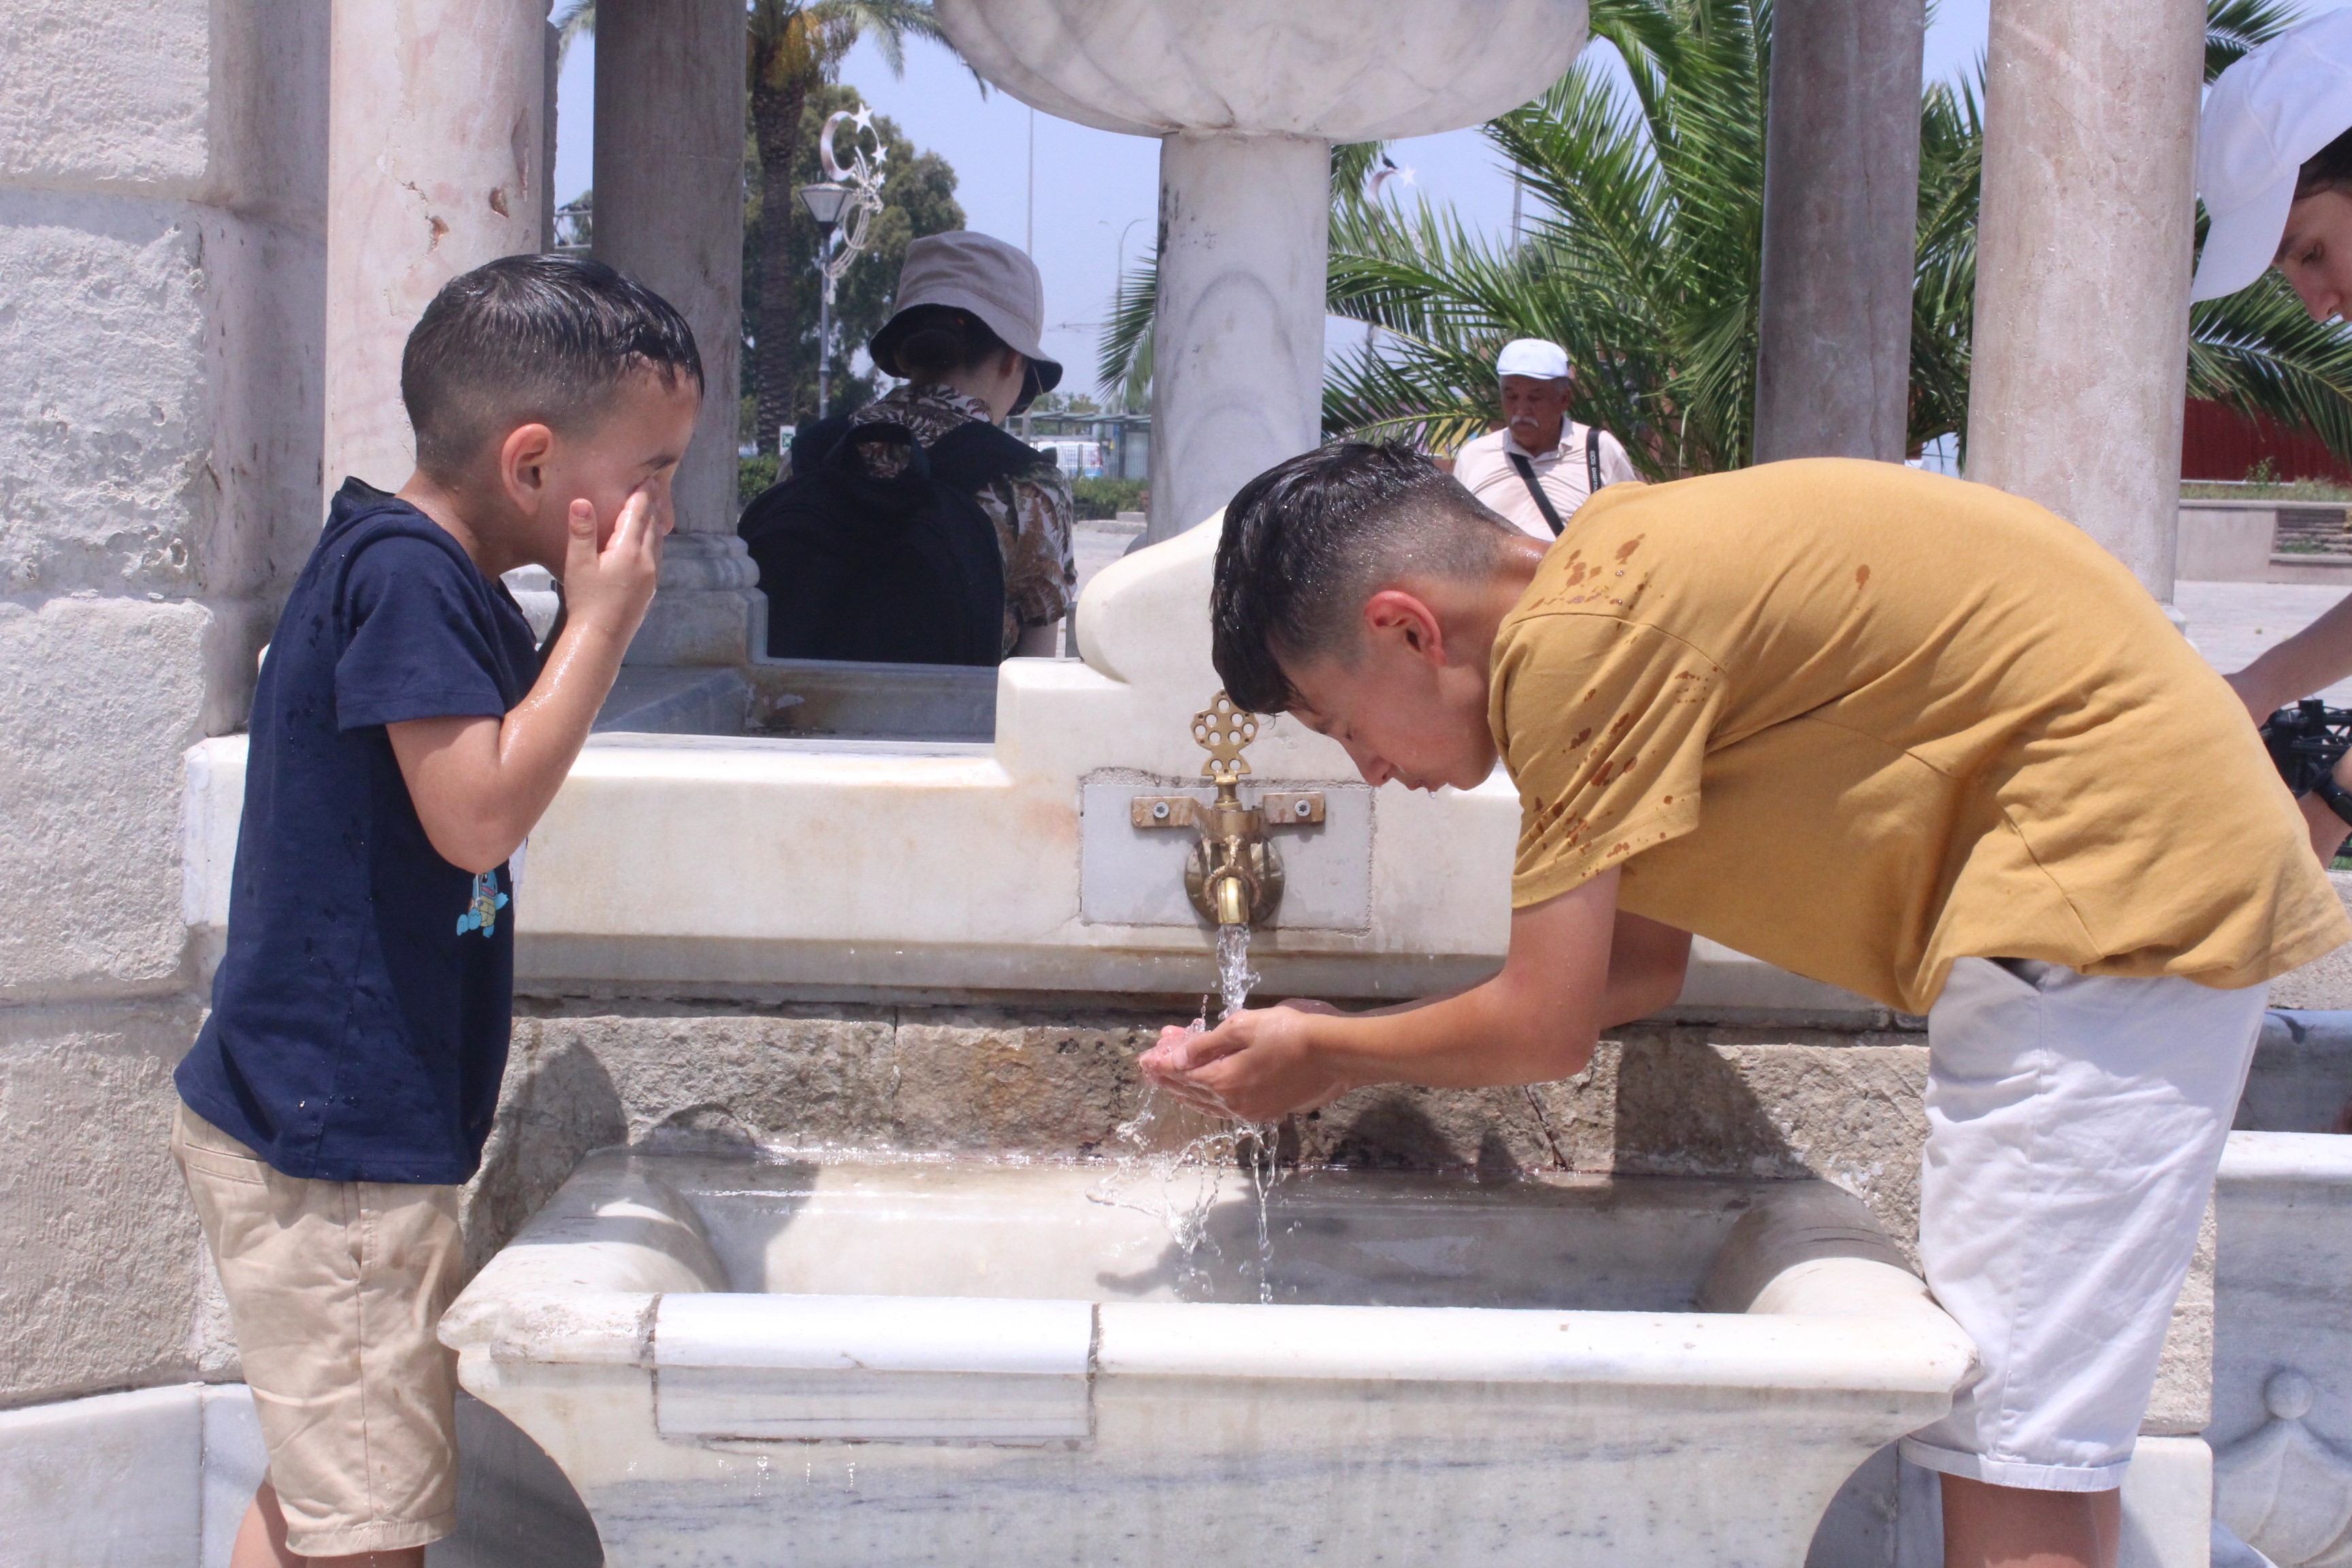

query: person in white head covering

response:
[1448,338,1640,539]
[2191,8,2352,316]
[2193,13,2352,868]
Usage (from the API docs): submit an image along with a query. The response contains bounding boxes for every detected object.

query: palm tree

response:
[1099,0,2352,476]
[553,1,950,453]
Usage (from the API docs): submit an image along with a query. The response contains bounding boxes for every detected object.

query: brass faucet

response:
[1132,693,1324,928]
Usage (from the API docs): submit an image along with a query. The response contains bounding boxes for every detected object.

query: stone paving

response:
[2180,578,2352,705]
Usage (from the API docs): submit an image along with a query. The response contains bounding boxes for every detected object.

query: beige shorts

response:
[172,1102,464,1556]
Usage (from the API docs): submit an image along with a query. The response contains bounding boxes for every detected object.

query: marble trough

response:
[441,1153,1974,1567]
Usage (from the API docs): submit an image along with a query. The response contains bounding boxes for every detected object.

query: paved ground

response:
[2178,580,2352,706]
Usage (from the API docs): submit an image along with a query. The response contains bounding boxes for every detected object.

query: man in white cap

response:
[2193,12,2352,868]
[1449,338,1640,539]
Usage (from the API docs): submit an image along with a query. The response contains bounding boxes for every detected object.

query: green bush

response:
[1071,476,1147,521]
[739,453,780,508]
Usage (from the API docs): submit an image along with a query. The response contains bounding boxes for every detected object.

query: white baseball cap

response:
[1495,338,1571,380]
[2192,10,2352,303]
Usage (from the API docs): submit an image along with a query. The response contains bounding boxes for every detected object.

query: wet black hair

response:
[400,254,702,480]
[2298,125,2352,200]
[1211,442,1516,715]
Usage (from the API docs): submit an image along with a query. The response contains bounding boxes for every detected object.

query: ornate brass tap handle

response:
[1127,692,1327,928]
[1191,692,1256,780]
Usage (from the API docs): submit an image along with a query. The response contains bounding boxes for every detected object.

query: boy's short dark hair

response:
[1211,442,1516,715]
[401,254,704,480]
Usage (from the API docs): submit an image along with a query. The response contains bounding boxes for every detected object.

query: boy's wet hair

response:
[1211,442,1515,715]
[401,255,703,481]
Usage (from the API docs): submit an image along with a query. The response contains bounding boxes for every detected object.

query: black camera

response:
[2261,697,2352,797]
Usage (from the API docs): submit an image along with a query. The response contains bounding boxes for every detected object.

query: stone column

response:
[1752,0,1925,464]
[593,0,763,666]
[323,0,546,495]
[1146,134,1331,544]
[1965,0,2204,600]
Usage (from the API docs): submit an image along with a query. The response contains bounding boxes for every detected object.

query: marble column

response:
[323,0,546,495]
[1147,134,1331,543]
[1752,0,1924,464]
[593,0,764,666]
[1965,0,2204,600]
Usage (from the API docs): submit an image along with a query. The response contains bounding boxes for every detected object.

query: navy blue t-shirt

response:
[176,479,541,1183]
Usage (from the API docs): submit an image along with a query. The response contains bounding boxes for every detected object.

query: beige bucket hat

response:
[869,231,1064,403]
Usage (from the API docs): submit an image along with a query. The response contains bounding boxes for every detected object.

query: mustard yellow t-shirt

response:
[1491,458,2349,1014]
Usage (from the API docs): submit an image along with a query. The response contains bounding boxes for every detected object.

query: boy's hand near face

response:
[389,482,666,875]
[561,487,665,644]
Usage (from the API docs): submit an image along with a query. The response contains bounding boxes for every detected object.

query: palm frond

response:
[2206,0,2301,80]
[1098,248,1157,410]
[552,0,595,61]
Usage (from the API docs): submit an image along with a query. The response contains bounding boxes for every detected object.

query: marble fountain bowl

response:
[441,1152,1975,1567]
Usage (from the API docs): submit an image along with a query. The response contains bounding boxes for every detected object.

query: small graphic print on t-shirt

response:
[457,872,508,937]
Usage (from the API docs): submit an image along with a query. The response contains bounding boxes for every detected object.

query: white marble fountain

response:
[934,0,1593,542]
[440,1152,1972,1567]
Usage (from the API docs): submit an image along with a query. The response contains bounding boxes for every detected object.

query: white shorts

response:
[1899,957,2264,1492]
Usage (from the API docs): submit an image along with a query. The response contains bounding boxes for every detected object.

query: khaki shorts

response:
[172,1102,464,1556]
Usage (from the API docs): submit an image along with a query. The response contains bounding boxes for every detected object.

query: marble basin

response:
[934,0,1588,140]
[442,1153,1972,1567]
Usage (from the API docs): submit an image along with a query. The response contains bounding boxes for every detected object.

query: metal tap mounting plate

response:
[1080,776,1372,930]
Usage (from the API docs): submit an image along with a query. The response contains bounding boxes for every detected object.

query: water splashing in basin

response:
[1097,924,1286,1303]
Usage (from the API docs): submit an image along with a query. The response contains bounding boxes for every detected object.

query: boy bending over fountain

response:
[170,256,699,1568]
[1143,444,2349,1568]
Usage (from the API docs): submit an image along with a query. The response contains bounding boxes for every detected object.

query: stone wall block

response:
[0,192,318,612]
[0,192,212,599]
[0,0,212,193]
[0,0,328,222]
[463,1004,898,1271]
[1293,1048,1621,1177]
[1611,1035,1931,1252]
[0,1001,205,1407]
[0,597,209,1000]
[884,1009,1160,1153]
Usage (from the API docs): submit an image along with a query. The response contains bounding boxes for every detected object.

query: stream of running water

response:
[1094,924,1287,1304]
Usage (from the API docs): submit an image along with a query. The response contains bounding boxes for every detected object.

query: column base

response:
[625,534,766,668]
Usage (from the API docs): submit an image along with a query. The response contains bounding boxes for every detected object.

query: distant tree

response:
[1318,0,2352,474]
[742,84,965,430]
[551,0,951,451]
[1099,0,2352,474]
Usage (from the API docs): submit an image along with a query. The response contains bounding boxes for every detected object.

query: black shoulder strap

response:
[1588,428,1603,496]
[1507,451,1566,537]
[927,419,1054,491]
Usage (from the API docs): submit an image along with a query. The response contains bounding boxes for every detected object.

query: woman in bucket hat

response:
[2193,12,2352,866]
[849,231,1077,657]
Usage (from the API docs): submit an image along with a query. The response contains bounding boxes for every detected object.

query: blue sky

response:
[551,0,2347,401]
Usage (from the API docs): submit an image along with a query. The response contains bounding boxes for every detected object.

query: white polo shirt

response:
[1454,421,1640,539]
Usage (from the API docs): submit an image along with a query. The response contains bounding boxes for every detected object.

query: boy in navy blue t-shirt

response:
[173,255,700,1567]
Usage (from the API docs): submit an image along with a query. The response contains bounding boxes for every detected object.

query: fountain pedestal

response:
[934,0,1593,541]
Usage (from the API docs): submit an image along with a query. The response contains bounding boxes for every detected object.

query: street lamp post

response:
[796,108,888,421]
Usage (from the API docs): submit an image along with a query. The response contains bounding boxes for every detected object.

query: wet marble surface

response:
[446,1154,1972,1567]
